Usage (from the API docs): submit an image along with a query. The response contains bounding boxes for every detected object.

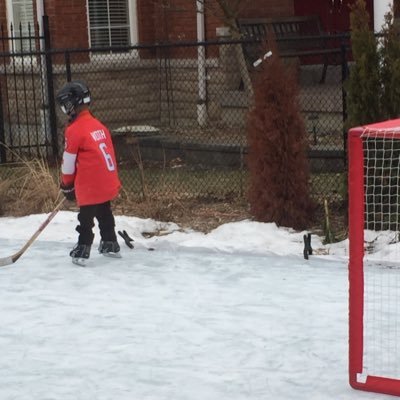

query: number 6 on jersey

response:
[99,142,115,171]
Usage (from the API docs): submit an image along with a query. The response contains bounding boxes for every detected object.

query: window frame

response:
[86,0,138,50]
[5,0,36,53]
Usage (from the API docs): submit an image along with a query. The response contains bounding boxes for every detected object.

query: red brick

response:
[1,0,295,47]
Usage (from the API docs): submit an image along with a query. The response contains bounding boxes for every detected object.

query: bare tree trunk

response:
[234,42,254,98]
[198,0,254,97]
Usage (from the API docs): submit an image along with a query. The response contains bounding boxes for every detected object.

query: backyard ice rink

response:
[0,211,385,400]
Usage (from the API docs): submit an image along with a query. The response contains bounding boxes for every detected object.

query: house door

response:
[294,0,374,33]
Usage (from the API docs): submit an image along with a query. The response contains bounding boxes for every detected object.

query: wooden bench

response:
[237,15,329,83]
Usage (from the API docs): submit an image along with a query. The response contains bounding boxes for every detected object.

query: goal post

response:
[348,118,400,396]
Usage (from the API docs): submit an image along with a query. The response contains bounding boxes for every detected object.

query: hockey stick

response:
[0,197,65,267]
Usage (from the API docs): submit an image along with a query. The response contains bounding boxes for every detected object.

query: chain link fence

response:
[0,20,349,209]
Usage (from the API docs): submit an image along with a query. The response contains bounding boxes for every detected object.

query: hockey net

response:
[348,123,400,396]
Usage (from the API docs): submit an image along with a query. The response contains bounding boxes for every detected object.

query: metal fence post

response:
[0,81,5,163]
[0,24,5,163]
[43,15,58,159]
[341,42,349,166]
[65,52,71,82]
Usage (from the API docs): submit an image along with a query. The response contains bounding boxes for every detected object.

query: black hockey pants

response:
[76,201,117,245]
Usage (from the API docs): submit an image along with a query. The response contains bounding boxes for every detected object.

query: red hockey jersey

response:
[61,110,121,206]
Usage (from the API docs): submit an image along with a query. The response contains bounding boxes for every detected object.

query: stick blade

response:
[0,256,15,267]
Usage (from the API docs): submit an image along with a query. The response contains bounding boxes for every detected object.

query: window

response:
[88,0,133,47]
[6,0,35,51]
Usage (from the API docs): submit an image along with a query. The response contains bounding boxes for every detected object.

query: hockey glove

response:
[60,183,76,201]
[118,230,134,249]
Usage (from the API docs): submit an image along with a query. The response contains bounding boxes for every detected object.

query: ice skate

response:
[98,240,121,258]
[70,244,91,266]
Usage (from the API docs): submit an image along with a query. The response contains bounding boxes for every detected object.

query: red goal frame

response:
[348,118,400,397]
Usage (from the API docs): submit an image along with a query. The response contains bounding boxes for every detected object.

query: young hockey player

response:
[56,80,121,265]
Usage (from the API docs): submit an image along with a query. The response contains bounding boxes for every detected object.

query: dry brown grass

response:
[0,157,346,237]
[113,190,252,233]
[112,194,347,237]
[0,158,60,216]
[0,156,250,232]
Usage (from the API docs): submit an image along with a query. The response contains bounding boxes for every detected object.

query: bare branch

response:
[197,0,252,37]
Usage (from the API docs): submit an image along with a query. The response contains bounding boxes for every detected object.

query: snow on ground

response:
[0,211,385,399]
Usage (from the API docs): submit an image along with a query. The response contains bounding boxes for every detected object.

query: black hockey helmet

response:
[56,80,91,116]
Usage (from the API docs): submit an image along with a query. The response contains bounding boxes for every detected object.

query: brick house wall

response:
[0,0,88,48]
[0,0,8,29]
[239,0,293,18]
[0,0,293,48]
[137,0,294,44]
[136,1,156,44]
[44,0,88,48]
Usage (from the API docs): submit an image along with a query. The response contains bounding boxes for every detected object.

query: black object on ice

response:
[118,230,134,249]
[303,233,313,260]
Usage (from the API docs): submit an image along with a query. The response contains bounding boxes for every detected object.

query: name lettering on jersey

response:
[90,129,107,141]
